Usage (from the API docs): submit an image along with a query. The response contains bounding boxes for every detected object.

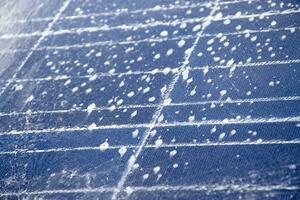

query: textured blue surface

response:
[0,0,300,199]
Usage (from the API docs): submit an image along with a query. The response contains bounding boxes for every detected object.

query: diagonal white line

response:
[0,1,71,194]
[0,96,299,117]
[0,116,299,137]
[0,0,71,98]
[111,1,221,199]
[1,139,300,156]
[0,0,298,198]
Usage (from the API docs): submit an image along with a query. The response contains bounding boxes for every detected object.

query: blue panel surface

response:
[0,0,299,199]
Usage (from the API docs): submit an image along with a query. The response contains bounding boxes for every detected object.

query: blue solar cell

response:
[1,74,172,112]
[63,0,209,16]
[128,190,298,200]
[170,64,300,101]
[53,5,212,31]
[125,145,300,185]
[0,128,145,153]
[0,0,299,199]
[1,150,133,190]
[161,101,299,122]
[190,31,300,65]
[145,123,300,145]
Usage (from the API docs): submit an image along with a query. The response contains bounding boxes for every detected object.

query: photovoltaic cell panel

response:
[0,0,299,199]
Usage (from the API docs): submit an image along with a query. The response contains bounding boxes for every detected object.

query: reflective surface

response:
[0,0,299,199]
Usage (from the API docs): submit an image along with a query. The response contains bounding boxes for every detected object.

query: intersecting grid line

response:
[0,0,72,98]
[0,0,297,138]
[0,6,299,41]
[1,57,299,87]
[1,24,299,55]
[0,26,299,118]
[0,0,72,196]
[111,1,222,199]
[1,139,300,156]
[0,0,299,198]
[1,116,299,137]
[4,0,259,25]
[0,95,299,117]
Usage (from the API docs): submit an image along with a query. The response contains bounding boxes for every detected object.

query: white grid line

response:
[1,26,297,54]
[0,0,298,198]
[111,1,219,199]
[1,116,298,137]
[0,183,298,197]
[1,139,299,156]
[35,26,300,51]
[0,96,299,117]
[131,184,300,192]
[3,58,299,84]
[0,0,71,98]
[0,187,114,197]
[8,0,258,25]
[0,7,298,40]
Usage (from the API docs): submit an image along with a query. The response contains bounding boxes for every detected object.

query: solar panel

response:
[0,0,299,199]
